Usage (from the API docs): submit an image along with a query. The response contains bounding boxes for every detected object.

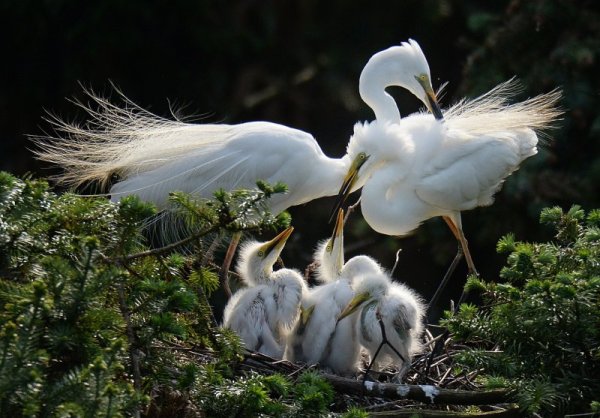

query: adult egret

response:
[285,209,383,374]
[33,40,440,214]
[337,272,426,380]
[222,227,306,358]
[332,80,562,281]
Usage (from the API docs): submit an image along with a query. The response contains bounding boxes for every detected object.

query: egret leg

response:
[219,231,242,298]
[444,214,478,276]
[427,243,463,323]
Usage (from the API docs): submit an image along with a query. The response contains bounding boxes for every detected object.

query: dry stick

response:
[321,373,511,405]
[343,196,362,225]
[367,407,520,417]
[390,248,403,277]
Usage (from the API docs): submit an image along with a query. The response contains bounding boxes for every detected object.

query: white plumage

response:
[338,272,426,380]
[33,39,561,290]
[285,210,383,375]
[333,80,561,274]
[34,40,439,215]
[223,227,306,358]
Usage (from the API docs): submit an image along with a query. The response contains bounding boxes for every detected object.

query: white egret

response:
[331,80,562,283]
[33,40,440,214]
[33,40,440,295]
[285,209,383,375]
[222,227,306,358]
[337,272,426,380]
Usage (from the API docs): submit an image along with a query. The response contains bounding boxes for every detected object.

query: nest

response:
[155,325,516,417]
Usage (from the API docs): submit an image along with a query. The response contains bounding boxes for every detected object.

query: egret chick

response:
[338,272,426,380]
[285,210,383,375]
[223,227,306,358]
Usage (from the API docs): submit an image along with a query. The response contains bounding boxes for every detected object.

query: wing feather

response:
[415,128,537,211]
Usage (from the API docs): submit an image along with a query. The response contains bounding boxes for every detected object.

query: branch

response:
[320,373,511,405]
[367,406,520,417]
[119,224,220,262]
[238,350,511,406]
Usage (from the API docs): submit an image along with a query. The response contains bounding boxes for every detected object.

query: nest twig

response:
[158,326,515,416]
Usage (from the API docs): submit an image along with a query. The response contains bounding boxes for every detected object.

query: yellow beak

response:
[295,304,316,336]
[426,89,443,120]
[337,291,371,322]
[259,226,294,257]
[329,154,369,222]
[415,75,443,120]
[330,208,344,243]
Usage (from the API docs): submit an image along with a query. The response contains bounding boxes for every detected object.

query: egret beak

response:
[329,208,344,246]
[296,304,315,336]
[329,154,369,222]
[337,291,371,322]
[328,208,345,274]
[415,75,444,121]
[300,304,315,326]
[259,226,294,258]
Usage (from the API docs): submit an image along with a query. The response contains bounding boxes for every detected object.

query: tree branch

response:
[320,373,511,405]
[119,224,220,262]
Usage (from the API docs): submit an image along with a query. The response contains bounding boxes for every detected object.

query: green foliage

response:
[444,205,600,416]
[340,407,369,418]
[0,172,309,416]
[292,370,335,414]
[169,180,291,235]
[194,372,289,417]
[191,369,338,417]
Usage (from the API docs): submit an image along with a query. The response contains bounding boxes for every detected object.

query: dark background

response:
[1,0,599,318]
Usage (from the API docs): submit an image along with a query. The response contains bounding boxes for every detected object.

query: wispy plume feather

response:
[444,78,562,137]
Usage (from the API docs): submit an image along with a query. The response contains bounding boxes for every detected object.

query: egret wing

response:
[415,129,537,211]
[110,122,327,211]
[301,281,353,364]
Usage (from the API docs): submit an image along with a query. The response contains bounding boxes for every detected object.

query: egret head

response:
[315,208,345,283]
[359,39,443,122]
[386,282,426,332]
[236,227,294,285]
[340,254,383,284]
[337,273,390,322]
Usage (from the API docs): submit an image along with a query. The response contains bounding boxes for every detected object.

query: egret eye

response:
[358,152,367,160]
[257,250,265,258]
[326,243,333,252]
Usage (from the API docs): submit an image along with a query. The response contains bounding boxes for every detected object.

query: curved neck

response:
[360,165,413,235]
[359,82,401,124]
